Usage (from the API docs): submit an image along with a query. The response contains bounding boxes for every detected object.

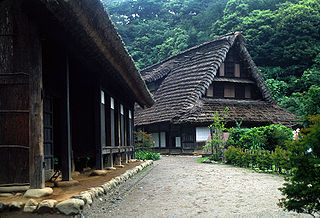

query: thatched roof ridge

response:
[142,32,237,83]
[135,32,296,127]
[39,0,154,107]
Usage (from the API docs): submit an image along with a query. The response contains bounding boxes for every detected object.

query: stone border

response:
[0,160,153,215]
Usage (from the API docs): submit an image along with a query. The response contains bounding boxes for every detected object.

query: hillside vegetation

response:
[102,0,320,123]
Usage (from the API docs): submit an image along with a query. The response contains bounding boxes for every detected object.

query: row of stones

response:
[0,160,153,216]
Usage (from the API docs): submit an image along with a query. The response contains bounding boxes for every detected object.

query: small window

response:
[160,132,166,148]
[110,97,114,109]
[196,127,210,142]
[175,137,181,147]
[151,133,159,147]
[245,86,251,99]
[120,104,124,115]
[225,62,234,77]
[101,90,105,104]
[206,84,213,97]
[219,63,225,76]
[224,85,235,98]
[235,64,240,77]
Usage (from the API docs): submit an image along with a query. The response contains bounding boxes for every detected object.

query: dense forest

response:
[102,0,320,124]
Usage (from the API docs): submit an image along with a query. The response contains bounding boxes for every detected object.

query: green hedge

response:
[135,150,161,161]
[225,146,292,173]
[227,124,293,151]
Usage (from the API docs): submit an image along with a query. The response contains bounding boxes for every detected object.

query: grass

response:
[197,157,209,163]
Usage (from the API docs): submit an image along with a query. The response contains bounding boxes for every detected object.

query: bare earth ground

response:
[83,156,310,218]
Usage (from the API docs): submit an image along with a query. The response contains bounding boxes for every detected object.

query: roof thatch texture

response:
[39,0,153,107]
[135,32,297,127]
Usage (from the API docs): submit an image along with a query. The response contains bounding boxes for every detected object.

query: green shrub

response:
[224,146,291,174]
[226,127,250,147]
[135,131,155,151]
[227,124,293,151]
[260,124,292,151]
[135,150,160,161]
[279,115,320,216]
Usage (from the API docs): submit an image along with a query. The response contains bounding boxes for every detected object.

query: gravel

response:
[82,156,311,218]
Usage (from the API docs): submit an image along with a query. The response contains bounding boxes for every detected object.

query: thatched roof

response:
[135,32,297,127]
[38,0,153,107]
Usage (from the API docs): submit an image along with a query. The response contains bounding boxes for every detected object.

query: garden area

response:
[201,109,320,217]
[134,131,161,161]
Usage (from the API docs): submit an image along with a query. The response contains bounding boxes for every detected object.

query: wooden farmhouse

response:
[135,32,297,154]
[0,0,153,189]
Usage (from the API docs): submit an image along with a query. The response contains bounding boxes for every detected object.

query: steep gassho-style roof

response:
[135,32,297,126]
[37,0,153,107]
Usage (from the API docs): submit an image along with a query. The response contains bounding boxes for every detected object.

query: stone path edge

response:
[0,160,154,216]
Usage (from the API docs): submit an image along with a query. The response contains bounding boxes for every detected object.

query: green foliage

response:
[227,124,292,151]
[279,115,320,216]
[204,107,229,161]
[135,150,161,161]
[225,146,292,173]
[280,85,320,125]
[134,131,155,150]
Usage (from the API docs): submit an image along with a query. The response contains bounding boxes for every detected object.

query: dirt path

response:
[83,156,310,218]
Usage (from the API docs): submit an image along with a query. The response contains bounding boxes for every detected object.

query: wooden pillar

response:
[106,153,113,168]
[61,56,71,181]
[114,153,122,166]
[122,152,128,164]
[94,81,103,170]
[29,34,45,189]
[24,3,44,189]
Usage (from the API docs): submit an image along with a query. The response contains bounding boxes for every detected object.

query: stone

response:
[97,187,105,196]
[54,180,80,187]
[15,193,23,197]
[89,188,99,198]
[37,199,57,213]
[114,165,125,168]
[24,187,53,198]
[8,201,24,211]
[23,199,38,213]
[56,199,84,215]
[106,167,116,170]
[90,170,108,176]
[128,159,137,163]
[107,180,115,188]
[72,192,92,205]
[0,186,29,193]
[203,158,212,163]
[0,193,14,197]
[0,201,7,212]
[71,171,80,177]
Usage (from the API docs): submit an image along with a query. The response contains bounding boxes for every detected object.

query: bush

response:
[279,115,320,216]
[135,131,155,151]
[225,146,291,173]
[135,150,160,161]
[227,124,293,151]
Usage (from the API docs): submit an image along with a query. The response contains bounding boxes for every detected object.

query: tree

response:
[279,115,320,216]
[205,107,229,161]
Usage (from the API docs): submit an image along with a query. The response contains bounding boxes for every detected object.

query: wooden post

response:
[95,81,103,170]
[29,38,45,189]
[106,153,114,168]
[27,4,44,189]
[61,56,71,181]
[122,152,128,164]
[114,153,122,166]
